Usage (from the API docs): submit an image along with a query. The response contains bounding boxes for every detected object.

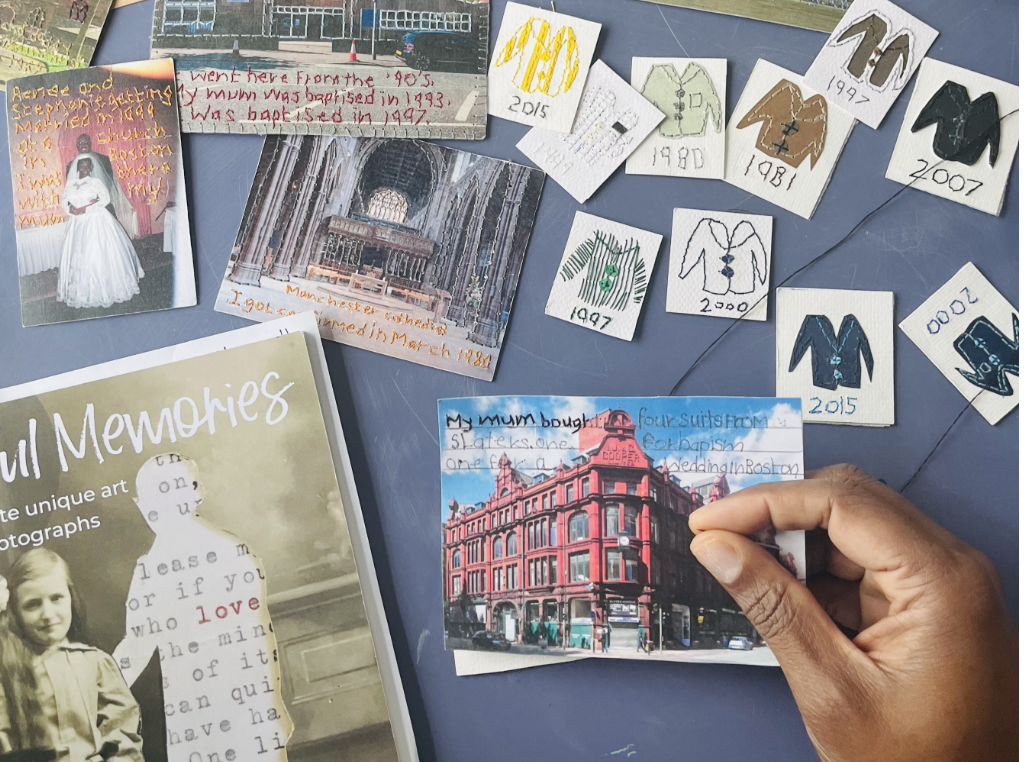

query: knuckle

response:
[743,578,798,641]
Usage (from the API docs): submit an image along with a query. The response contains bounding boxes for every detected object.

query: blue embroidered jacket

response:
[789,314,874,390]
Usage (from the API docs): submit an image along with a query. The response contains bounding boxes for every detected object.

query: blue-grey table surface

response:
[0,1,1018,760]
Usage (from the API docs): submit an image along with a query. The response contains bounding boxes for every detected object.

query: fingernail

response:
[692,539,742,584]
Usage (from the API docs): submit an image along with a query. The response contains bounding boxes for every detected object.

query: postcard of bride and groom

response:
[6,58,197,327]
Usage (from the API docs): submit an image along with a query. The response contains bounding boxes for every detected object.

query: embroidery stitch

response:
[559,230,648,311]
[679,218,767,296]
[789,314,874,390]
[831,11,913,90]
[494,17,580,97]
[912,80,1001,167]
[738,79,828,169]
[640,62,722,139]
[954,314,1019,396]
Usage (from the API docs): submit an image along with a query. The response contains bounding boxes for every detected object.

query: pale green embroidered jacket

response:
[641,62,722,139]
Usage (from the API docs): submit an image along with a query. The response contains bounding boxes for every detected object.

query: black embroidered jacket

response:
[789,314,874,390]
[912,81,1001,166]
[954,314,1019,396]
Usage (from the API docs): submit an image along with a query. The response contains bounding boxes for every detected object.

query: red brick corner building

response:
[443,409,758,650]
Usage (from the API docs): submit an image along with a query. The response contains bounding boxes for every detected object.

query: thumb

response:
[691,530,861,682]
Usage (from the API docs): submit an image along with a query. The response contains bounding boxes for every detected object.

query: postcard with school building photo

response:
[439,396,806,666]
[150,0,489,137]
[0,331,407,762]
[0,0,115,89]
[6,59,197,327]
[216,136,544,380]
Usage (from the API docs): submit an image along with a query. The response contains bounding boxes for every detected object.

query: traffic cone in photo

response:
[349,39,358,62]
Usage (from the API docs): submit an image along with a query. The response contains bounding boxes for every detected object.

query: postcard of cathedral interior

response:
[6,59,198,327]
[216,136,545,380]
[150,0,489,137]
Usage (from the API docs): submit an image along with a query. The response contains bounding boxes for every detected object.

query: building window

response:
[532,498,538,513]
[570,598,590,621]
[651,517,659,544]
[568,511,589,542]
[651,485,659,503]
[549,557,558,585]
[506,532,518,556]
[452,549,461,569]
[566,483,575,503]
[493,567,504,591]
[550,490,556,507]
[625,553,639,582]
[651,556,660,584]
[452,576,461,596]
[624,506,638,537]
[606,550,621,581]
[626,481,638,496]
[569,551,590,582]
[550,521,557,546]
[514,505,519,520]
[603,479,616,494]
[508,565,519,590]
[541,493,548,511]
[541,518,549,547]
[366,187,408,223]
[606,505,620,537]
[493,536,503,560]
[581,477,591,497]
[162,0,216,35]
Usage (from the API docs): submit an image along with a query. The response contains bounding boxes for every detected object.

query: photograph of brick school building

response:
[443,410,775,653]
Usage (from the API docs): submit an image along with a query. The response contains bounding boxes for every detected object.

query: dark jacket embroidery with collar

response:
[738,80,828,170]
[912,80,1001,167]
[832,12,912,89]
[641,62,722,139]
[954,314,1018,396]
[789,314,874,390]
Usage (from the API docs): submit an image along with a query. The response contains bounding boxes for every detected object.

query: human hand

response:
[688,464,1016,762]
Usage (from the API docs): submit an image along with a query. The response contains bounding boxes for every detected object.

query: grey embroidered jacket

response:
[679,218,768,296]
[641,62,722,139]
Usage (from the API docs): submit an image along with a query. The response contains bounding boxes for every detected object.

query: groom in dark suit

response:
[67,134,117,216]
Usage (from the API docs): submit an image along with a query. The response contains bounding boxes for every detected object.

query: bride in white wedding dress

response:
[57,155,145,309]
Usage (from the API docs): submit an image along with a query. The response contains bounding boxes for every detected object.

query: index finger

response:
[688,464,960,575]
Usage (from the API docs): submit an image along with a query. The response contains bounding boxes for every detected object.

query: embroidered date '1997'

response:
[826,76,870,106]
[910,159,984,196]
[744,155,798,190]
[571,305,614,331]
[808,396,858,416]
[925,286,979,334]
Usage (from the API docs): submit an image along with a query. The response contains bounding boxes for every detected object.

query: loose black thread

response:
[668,107,1020,398]
[668,109,1019,489]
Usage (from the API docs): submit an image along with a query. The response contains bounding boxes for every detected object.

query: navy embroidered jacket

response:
[789,314,874,390]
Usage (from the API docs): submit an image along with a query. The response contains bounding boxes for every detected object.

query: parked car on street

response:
[471,630,512,651]
[727,636,754,651]
[397,31,480,73]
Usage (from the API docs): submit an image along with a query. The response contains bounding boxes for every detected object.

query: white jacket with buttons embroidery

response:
[678,218,768,295]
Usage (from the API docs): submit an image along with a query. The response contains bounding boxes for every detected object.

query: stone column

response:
[229,136,302,286]
[271,138,327,281]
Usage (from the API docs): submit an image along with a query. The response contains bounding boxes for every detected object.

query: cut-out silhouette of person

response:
[113,454,291,762]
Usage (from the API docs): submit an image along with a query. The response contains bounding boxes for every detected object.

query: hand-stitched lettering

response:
[912,81,1001,167]
[789,314,874,390]
[954,314,1019,396]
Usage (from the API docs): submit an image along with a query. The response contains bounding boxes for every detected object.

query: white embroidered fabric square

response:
[626,57,728,179]
[900,263,1018,425]
[545,212,663,341]
[488,2,601,134]
[884,58,1019,216]
[724,59,856,220]
[804,0,938,129]
[667,208,773,321]
[776,288,895,426]
[517,60,665,203]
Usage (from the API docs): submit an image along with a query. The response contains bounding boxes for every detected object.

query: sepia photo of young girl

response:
[0,549,144,762]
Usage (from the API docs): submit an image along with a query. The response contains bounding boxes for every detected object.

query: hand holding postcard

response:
[439,396,805,669]
[6,59,197,327]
